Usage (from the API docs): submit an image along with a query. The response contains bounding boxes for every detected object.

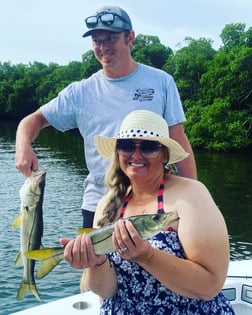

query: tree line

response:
[0,23,251,151]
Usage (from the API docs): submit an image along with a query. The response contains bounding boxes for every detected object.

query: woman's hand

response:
[60,235,106,269]
[112,220,154,263]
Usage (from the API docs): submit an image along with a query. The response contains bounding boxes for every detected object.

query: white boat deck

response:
[222,259,252,315]
[11,291,100,315]
[11,259,252,315]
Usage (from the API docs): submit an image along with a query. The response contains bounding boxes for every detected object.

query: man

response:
[15,5,197,228]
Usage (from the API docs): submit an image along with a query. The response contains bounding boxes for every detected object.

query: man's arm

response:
[15,109,50,177]
[169,124,197,179]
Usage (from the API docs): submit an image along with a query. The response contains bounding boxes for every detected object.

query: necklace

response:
[118,179,165,219]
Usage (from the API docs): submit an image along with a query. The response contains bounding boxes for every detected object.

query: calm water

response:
[0,121,252,314]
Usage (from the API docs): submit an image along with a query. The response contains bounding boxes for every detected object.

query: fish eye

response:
[39,182,44,189]
[151,214,160,221]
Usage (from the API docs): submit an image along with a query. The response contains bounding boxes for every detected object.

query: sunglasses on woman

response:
[85,12,131,29]
[116,139,163,158]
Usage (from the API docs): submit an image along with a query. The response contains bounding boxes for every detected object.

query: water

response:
[0,121,252,314]
[196,151,252,260]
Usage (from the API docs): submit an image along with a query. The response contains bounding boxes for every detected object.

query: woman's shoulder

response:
[166,176,211,199]
[168,175,205,187]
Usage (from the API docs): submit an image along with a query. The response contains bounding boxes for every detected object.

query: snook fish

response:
[13,170,46,301]
[26,212,179,279]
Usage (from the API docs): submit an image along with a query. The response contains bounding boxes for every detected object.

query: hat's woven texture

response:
[94,110,189,164]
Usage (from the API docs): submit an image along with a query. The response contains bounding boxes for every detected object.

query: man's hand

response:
[15,143,38,177]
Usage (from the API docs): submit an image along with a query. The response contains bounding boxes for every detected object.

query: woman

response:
[63,110,234,314]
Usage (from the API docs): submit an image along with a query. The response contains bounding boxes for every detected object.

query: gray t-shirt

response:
[40,63,186,212]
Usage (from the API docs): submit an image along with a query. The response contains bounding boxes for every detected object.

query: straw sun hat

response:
[94,110,189,164]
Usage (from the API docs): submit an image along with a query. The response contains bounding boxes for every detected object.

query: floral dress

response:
[100,181,235,314]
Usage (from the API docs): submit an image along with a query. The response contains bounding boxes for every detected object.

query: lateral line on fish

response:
[92,232,113,245]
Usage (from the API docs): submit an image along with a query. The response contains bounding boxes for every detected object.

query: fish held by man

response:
[26,212,179,279]
[13,170,46,301]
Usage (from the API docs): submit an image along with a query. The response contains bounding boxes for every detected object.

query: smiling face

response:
[91,30,134,76]
[118,139,168,184]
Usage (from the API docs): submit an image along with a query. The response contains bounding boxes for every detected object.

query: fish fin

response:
[25,247,64,279]
[77,228,96,235]
[14,251,23,266]
[17,280,42,302]
[35,249,64,279]
[25,247,63,260]
[12,213,22,229]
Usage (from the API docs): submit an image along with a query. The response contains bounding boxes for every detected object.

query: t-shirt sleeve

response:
[163,75,186,126]
[40,82,79,132]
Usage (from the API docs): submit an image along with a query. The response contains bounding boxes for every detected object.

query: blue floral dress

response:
[100,181,235,314]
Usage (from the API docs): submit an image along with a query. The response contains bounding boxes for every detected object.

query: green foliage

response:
[81,50,101,77]
[163,37,216,100]
[131,34,172,69]
[0,61,85,119]
[200,45,252,109]
[185,98,252,150]
[220,23,246,47]
[1,27,252,151]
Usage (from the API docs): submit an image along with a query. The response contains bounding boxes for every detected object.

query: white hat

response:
[94,110,189,164]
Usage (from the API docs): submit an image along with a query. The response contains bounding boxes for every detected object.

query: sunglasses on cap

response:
[116,139,163,158]
[85,12,131,29]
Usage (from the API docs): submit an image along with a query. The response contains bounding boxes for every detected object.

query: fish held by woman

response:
[13,170,46,301]
[26,212,179,279]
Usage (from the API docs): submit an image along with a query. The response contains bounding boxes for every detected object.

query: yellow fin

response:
[77,228,96,235]
[12,213,22,229]
[36,250,65,279]
[26,247,63,260]
[25,247,64,279]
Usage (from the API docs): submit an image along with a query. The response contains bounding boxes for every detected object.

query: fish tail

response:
[35,249,64,279]
[17,280,41,302]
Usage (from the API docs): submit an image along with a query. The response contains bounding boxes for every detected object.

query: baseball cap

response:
[82,6,132,37]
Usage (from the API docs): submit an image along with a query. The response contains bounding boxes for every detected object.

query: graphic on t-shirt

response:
[133,88,155,101]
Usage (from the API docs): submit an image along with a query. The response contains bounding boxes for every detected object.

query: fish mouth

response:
[162,213,180,229]
[34,170,46,179]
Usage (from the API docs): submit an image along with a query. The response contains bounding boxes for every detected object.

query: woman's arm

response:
[80,254,117,298]
[113,180,229,300]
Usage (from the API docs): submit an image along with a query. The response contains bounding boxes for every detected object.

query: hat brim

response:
[83,26,126,37]
[94,135,189,164]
